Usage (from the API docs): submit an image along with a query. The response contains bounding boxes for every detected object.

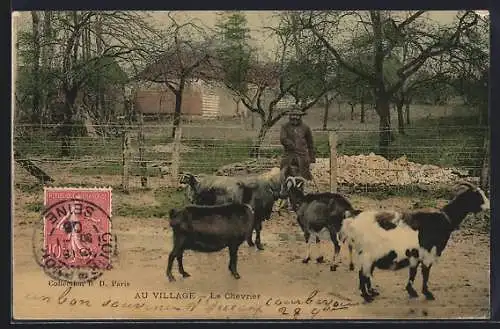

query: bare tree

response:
[295,10,479,157]
[30,11,42,124]
[214,15,335,157]
[137,12,213,138]
[42,11,158,155]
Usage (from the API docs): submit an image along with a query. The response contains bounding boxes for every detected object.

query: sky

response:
[12,10,473,58]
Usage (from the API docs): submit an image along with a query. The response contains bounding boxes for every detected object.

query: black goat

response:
[166,185,256,281]
[339,182,490,302]
[280,176,361,271]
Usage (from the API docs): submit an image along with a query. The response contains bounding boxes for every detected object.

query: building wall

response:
[133,82,244,118]
[134,85,203,116]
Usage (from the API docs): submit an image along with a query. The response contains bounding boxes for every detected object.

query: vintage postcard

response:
[12,10,491,320]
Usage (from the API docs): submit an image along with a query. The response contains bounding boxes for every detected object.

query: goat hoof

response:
[423,291,435,301]
[406,288,419,299]
[232,273,241,280]
[349,264,355,271]
[315,236,320,243]
[167,275,176,282]
[181,272,191,278]
[368,288,380,297]
[302,257,311,264]
[361,294,374,303]
[330,264,338,271]
[256,243,265,251]
[247,240,255,247]
[316,256,325,264]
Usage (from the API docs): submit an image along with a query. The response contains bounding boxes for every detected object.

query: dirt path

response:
[13,203,490,320]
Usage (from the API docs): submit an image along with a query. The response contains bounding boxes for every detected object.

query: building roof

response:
[136,41,281,88]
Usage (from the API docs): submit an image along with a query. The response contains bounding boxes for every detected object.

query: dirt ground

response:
[12,186,490,320]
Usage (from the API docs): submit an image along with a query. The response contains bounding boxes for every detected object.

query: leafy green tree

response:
[214,11,253,117]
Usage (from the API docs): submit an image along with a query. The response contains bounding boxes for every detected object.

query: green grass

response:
[24,201,44,212]
[113,187,186,218]
[339,115,486,169]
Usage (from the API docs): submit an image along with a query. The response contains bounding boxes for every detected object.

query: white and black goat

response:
[280,176,361,271]
[179,168,284,250]
[339,182,490,303]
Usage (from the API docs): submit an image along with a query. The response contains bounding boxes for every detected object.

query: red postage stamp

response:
[42,187,113,271]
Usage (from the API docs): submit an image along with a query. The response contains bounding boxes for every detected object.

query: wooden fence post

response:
[480,133,490,191]
[121,130,130,192]
[329,131,338,193]
[138,112,147,188]
[171,127,183,187]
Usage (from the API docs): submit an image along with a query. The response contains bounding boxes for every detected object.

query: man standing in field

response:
[279,107,317,193]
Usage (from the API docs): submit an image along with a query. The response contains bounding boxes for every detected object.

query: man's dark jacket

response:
[279,121,316,180]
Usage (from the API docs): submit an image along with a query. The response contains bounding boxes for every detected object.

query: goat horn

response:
[296,176,307,184]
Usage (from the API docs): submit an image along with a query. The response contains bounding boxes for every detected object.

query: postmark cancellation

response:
[33,187,115,284]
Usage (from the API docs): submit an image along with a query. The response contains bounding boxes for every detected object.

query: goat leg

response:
[348,244,355,271]
[302,231,311,264]
[405,264,419,298]
[166,252,176,282]
[254,221,264,250]
[358,269,374,302]
[366,265,379,296]
[246,229,255,247]
[421,264,435,300]
[176,252,190,278]
[228,244,241,279]
[327,226,340,270]
[366,278,379,297]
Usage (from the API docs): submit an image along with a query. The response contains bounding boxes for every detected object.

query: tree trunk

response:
[60,88,78,156]
[350,103,355,120]
[371,11,393,158]
[41,11,53,123]
[31,11,42,124]
[250,121,270,158]
[322,95,330,130]
[171,86,184,139]
[375,94,392,159]
[405,102,411,125]
[396,100,405,135]
[360,99,365,123]
[95,14,105,121]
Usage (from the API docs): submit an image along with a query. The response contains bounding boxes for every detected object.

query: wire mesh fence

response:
[13,119,489,195]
